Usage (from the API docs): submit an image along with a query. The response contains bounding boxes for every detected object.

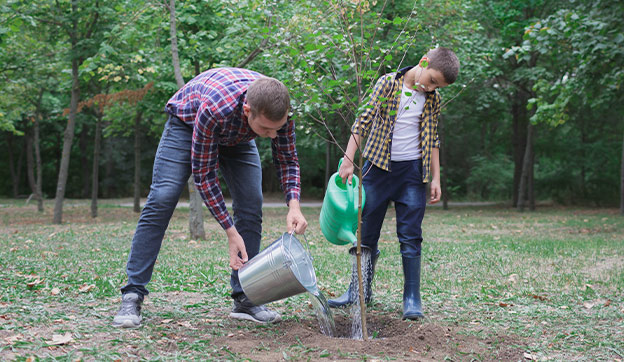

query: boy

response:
[328,48,460,320]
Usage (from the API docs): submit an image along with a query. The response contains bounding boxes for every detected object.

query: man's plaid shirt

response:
[165,68,300,230]
[351,66,441,182]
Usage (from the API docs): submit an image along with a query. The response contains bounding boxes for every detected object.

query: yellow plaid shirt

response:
[351,66,441,182]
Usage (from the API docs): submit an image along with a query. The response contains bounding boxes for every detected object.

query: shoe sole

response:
[229,312,281,324]
[402,314,424,320]
[112,318,142,328]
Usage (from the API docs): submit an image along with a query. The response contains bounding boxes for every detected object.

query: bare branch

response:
[237,14,274,68]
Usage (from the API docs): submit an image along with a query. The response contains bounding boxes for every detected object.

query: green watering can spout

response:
[319,158,366,246]
[337,228,357,245]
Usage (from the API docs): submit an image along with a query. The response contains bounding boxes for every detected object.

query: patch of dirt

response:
[213,313,524,361]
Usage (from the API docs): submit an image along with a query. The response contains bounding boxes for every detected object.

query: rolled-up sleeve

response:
[191,104,233,229]
[271,118,301,204]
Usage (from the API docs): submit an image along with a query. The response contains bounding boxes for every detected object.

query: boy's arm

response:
[339,133,362,185]
[429,147,441,204]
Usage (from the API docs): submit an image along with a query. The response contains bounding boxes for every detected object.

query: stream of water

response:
[306,286,337,337]
[348,248,373,340]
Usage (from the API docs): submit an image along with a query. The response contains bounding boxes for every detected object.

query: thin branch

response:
[237,14,273,68]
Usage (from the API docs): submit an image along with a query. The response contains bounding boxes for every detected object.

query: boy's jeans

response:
[121,115,263,299]
[360,159,426,258]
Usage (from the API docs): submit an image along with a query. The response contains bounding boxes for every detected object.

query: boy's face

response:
[414,58,449,93]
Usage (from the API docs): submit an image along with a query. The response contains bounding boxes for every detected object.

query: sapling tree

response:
[268,0,443,339]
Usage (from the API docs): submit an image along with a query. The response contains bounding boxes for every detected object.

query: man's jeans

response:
[359,159,426,258]
[121,115,263,299]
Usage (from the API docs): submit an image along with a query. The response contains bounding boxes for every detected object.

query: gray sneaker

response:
[113,293,143,328]
[229,295,281,324]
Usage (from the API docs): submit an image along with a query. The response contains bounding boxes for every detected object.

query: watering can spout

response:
[337,228,357,245]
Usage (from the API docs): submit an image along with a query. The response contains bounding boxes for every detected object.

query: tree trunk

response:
[517,123,534,212]
[133,110,143,213]
[6,133,19,198]
[26,128,36,202]
[194,60,201,76]
[439,116,449,210]
[169,0,185,88]
[169,0,205,239]
[512,90,528,207]
[104,132,114,198]
[34,115,44,211]
[529,140,535,211]
[325,141,331,194]
[53,55,80,224]
[620,130,624,215]
[53,1,81,224]
[91,112,103,218]
[79,122,90,198]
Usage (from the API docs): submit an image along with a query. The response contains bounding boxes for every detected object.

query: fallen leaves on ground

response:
[45,332,73,346]
[78,284,95,293]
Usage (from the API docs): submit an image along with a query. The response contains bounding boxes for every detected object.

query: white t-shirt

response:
[391,84,426,161]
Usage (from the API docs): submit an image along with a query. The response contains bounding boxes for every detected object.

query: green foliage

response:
[465,154,514,200]
[0,0,622,205]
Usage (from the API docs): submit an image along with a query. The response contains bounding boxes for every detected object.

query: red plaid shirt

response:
[165,68,301,229]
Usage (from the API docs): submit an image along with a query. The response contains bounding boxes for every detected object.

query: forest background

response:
[1,0,623,221]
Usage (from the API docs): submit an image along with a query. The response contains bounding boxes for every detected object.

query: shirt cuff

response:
[285,190,300,205]
[219,215,234,230]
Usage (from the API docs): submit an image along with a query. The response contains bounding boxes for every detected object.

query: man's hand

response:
[429,179,441,204]
[338,157,355,185]
[226,226,248,270]
[287,199,308,234]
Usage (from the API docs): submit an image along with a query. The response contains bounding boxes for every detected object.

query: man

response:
[113,68,308,328]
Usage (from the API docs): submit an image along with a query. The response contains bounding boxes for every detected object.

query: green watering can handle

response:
[338,157,355,213]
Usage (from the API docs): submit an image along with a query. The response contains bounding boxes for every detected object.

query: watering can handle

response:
[289,230,314,261]
[337,157,355,208]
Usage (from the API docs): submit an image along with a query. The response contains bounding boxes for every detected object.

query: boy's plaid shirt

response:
[351,66,441,182]
[165,67,300,230]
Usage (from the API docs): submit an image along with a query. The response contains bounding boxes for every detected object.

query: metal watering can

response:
[238,232,317,305]
[319,158,366,245]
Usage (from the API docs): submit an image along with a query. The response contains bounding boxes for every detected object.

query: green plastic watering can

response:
[319,158,366,245]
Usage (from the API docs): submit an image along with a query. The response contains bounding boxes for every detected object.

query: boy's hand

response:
[339,157,355,185]
[226,227,248,270]
[429,179,441,204]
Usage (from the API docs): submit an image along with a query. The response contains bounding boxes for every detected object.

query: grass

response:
[0,198,623,360]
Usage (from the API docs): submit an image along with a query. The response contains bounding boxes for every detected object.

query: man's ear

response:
[243,103,251,117]
[420,57,429,68]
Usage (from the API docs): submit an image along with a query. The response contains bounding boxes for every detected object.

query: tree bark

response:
[325,141,331,194]
[133,110,143,213]
[53,56,80,224]
[79,122,90,198]
[26,128,36,201]
[511,90,528,207]
[34,115,44,211]
[529,140,535,211]
[53,1,81,224]
[169,0,185,88]
[91,112,103,218]
[439,116,449,210]
[517,123,534,212]
[6,133,19,198]
[620,130,624,215]
[169,0,205,239]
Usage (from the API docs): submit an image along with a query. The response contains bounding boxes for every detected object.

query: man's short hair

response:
[426,47,460,84]
[246,77,290,121]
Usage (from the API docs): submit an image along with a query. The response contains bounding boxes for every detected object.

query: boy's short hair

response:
[247,77,290,121]
[426,47,460,84]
